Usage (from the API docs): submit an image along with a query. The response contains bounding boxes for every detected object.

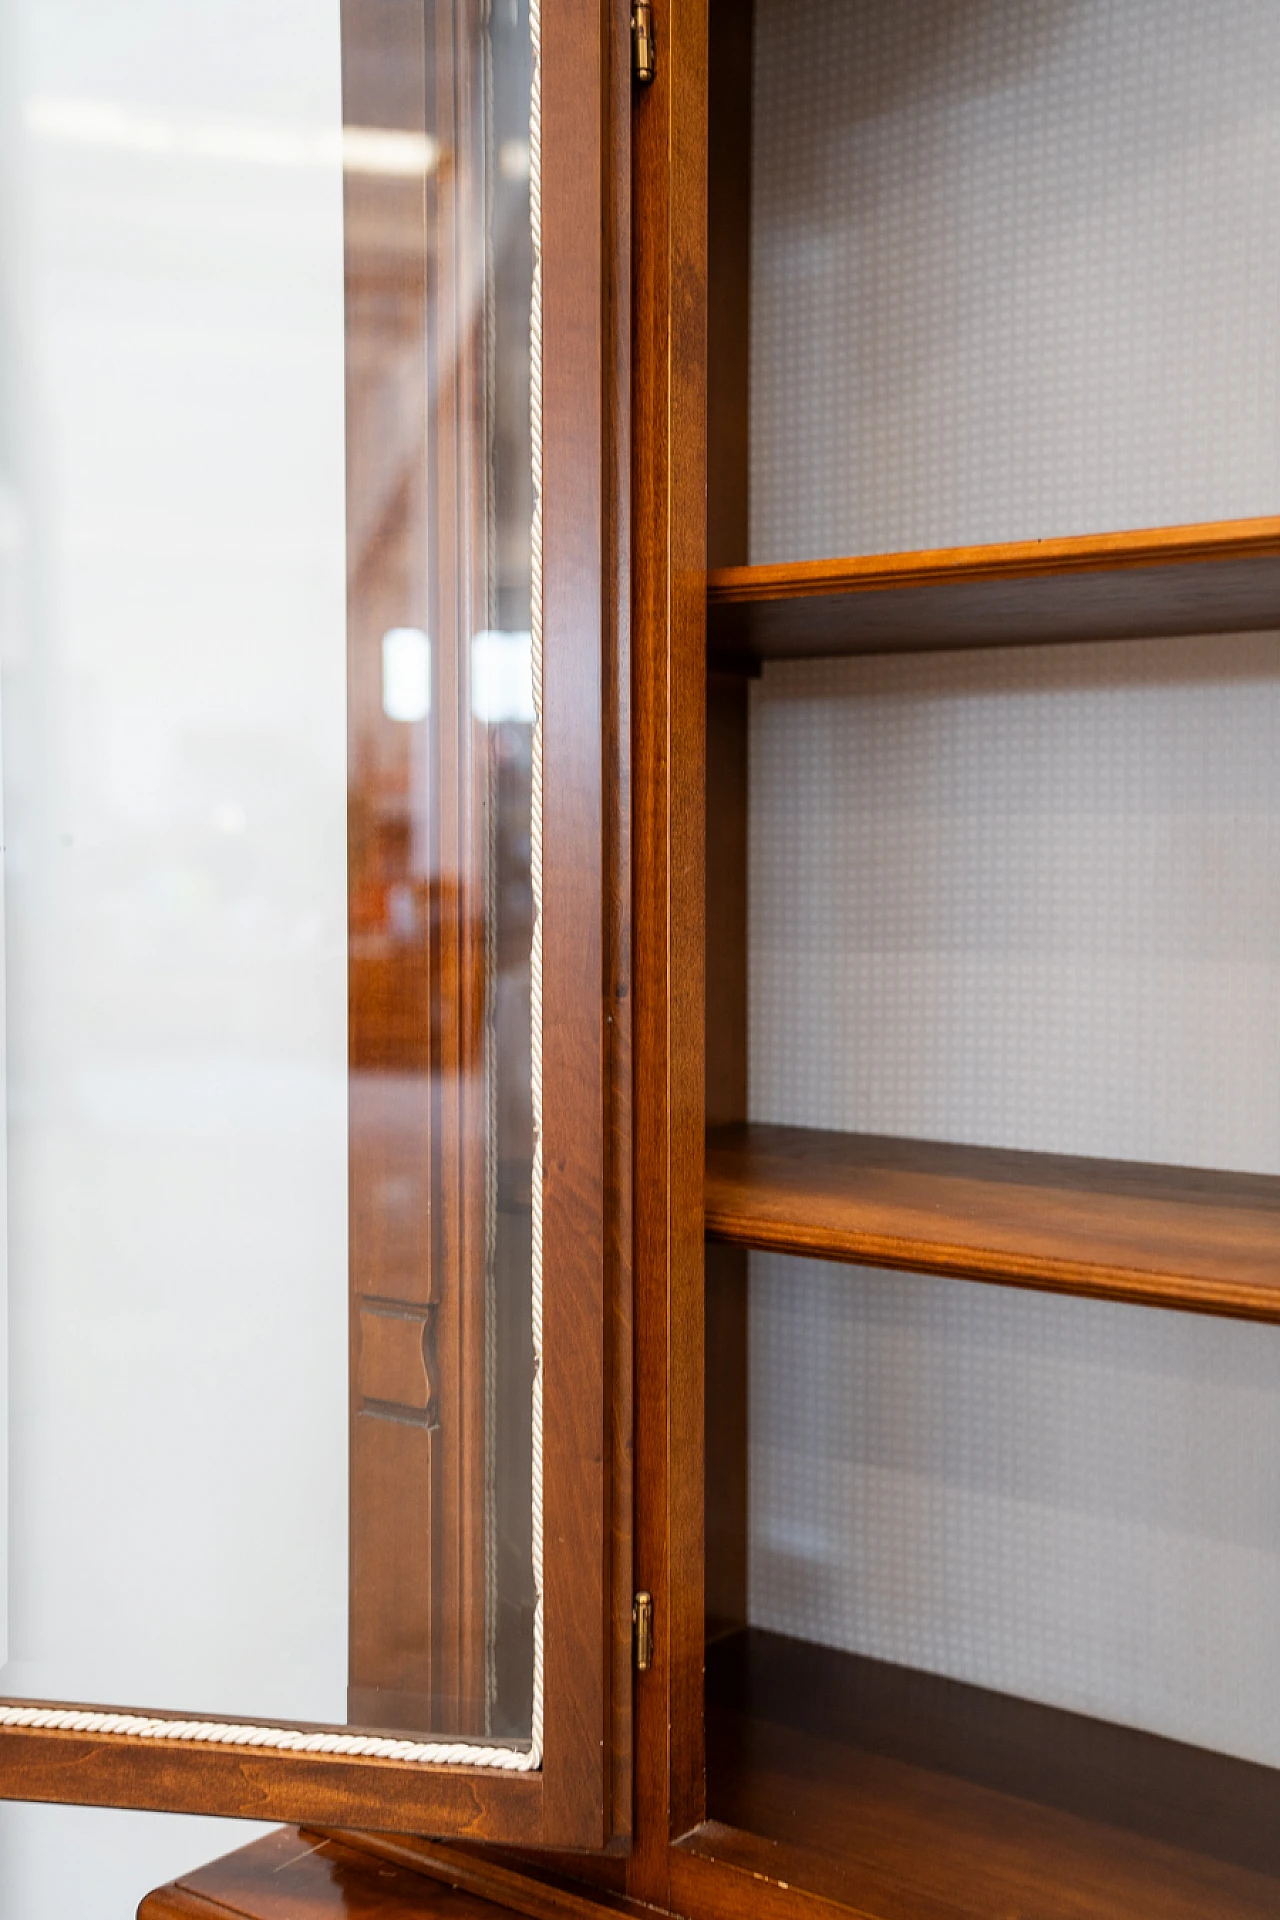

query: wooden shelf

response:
[706,516,1280,664]
[679,1630,1280,1920]
[705,1122,1280,1320]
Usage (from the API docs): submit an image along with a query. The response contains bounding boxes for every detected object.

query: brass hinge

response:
[631,1,655,85]
[632,1591,654,1672]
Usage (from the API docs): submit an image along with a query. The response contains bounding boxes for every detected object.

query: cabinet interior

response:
[703,3,1280,1913]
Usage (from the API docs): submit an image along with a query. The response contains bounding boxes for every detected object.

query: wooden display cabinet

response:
[7,0,1280,1914]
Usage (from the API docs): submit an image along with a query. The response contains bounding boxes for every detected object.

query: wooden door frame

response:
[321,0,709,1884]
[0,0,630,1852]
[627,0,710,1899]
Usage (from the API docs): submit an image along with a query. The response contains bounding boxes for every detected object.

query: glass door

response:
[344,0,538,1755]
[0,0,623,1845]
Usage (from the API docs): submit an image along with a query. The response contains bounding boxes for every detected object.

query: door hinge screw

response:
[633,1591,654,1671]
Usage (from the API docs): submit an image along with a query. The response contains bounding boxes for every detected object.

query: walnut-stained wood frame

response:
[0,0,630,1851]
[332,0,706,1891]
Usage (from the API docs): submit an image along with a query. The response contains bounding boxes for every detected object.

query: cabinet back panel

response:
[750,0,1280,562]
[742,0,1280,1779]
[746,633,1280,1766]
[748,1255,1280,1768]
[750,634,1280,1171]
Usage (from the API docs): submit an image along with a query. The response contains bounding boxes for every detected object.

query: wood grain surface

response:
[324,1831,650,1920]
[0,1719,541,1838]
[706,1122,1280,1319]
[626,0,710,1900]
[682,1630,1280,1920]
[531,0,622,1848]
[706,517,1280,662]
[140,1827,514,1918]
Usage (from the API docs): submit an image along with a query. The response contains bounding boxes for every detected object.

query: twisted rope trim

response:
[481,1,500,1738]
[0,1703,537,1768]
[527,0,546,1774]
[0,0,547,1779]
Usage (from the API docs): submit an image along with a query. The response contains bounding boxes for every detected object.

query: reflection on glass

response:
[0,0,535,1751]
[344,0,535,1747]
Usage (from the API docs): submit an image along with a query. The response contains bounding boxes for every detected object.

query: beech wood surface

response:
[682,1630,1280,1920]
[706,1121,1280,1319]
[706,517,1280,662]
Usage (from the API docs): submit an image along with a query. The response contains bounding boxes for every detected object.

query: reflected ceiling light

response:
[382,628,431,723]
[472,630,534,726]
[341,126,441,178]
[24,97,440,177]
[498,138,531,181]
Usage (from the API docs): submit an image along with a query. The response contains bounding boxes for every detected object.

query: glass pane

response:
[0,0,537,1757]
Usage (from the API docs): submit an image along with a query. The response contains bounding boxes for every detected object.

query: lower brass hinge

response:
[633,1591,654,1671]
[632,2,655,85]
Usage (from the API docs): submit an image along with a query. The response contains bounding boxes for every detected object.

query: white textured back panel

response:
[746,634,1280,1763]
[749,1257,1280,1767]
[751,0,1280,561]
[750,636,1280,1171]
[745,0,1280,1764]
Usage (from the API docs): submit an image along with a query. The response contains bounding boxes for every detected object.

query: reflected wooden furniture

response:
[343,0,491,1739]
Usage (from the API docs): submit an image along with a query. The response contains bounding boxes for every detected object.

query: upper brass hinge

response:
[633,1591,654,1672]
[632,1,656,85]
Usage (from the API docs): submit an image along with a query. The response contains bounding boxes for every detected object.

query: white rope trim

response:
[0,1704,537,1768]
[481,0,501,1741]
[528,0,546,1774]
[0,0,547,1779]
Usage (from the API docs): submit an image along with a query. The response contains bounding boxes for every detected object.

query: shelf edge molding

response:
[705,1122,1280,1321]
[706,515,1280,661]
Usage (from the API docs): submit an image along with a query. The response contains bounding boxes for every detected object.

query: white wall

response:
[0,1802,265,1918]
[748,0,1280,1768]
[0,0,349,1905]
